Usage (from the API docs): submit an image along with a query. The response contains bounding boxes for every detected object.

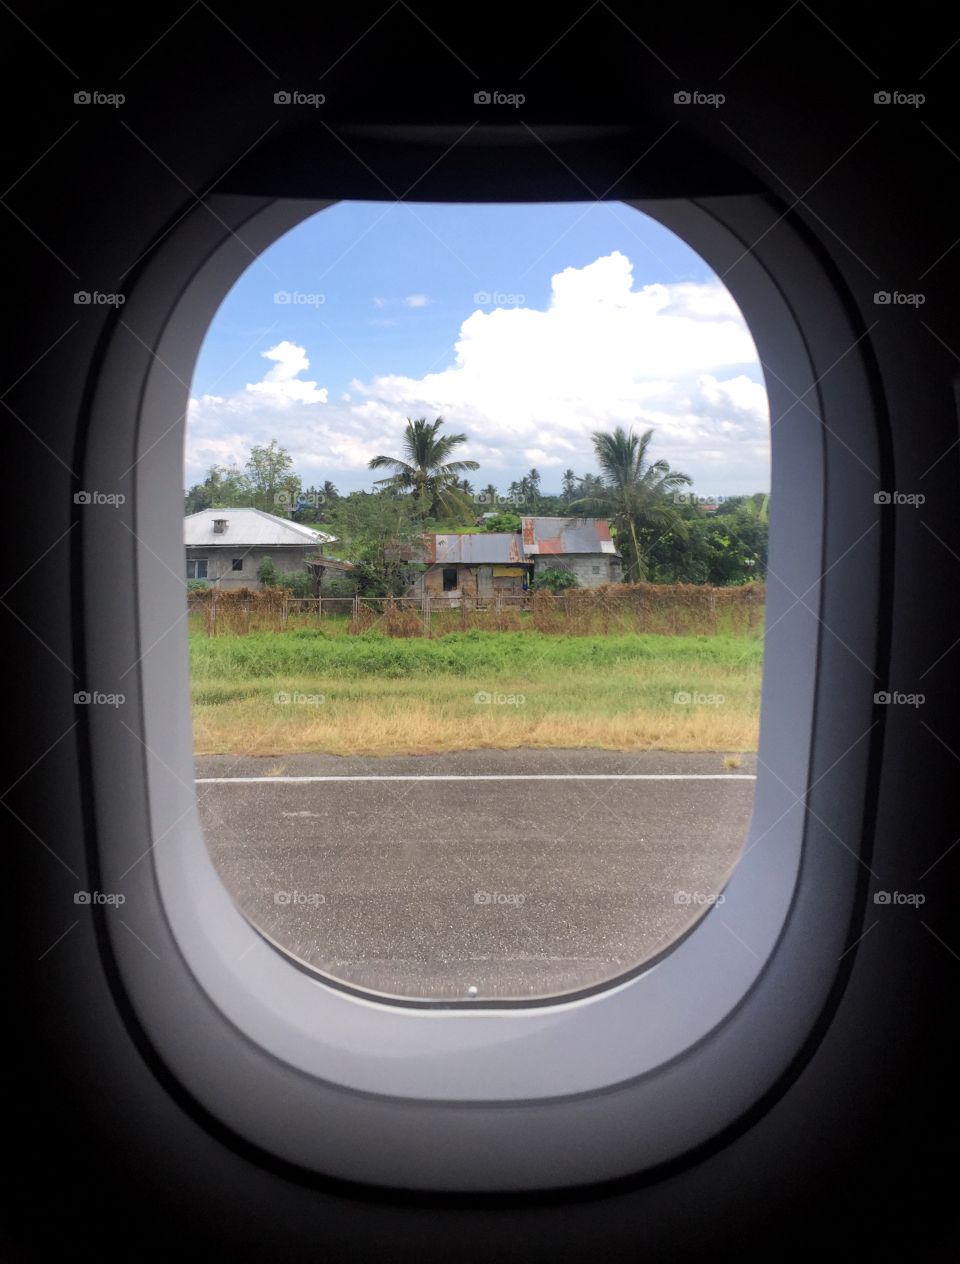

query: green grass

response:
[190,628,763,757]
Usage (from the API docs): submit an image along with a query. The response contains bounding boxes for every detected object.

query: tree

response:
[328,492,425,596]
[571,426,692,582]
[256,556,279,587]
[482,511,521,532]
[519,467,542,510]
[184,463,250,514]
[245,440,301,513]
[368,416,479,520]
[560,469,578,503]
[478,482,499,507]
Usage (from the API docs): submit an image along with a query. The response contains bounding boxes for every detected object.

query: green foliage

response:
[368,416,480,520]
[256,556,279,587]
[533,567,579,592]
[277,570,315,598]
[186,578,209,591]
[327,492,425,595]
[571,426,692,582]
[321,576,358,598]
[482,512,521,532]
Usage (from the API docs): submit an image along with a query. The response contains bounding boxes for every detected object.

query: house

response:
[403,517,621,600]
[521,517,622,587]
[404,532,528,600]
[184,508,335,588]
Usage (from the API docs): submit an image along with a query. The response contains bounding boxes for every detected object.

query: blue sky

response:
[187,201,770,496]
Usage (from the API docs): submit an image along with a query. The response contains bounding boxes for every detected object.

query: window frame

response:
[76,191,885,1191]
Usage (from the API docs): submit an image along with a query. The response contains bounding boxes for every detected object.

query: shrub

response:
[533,567,579,593]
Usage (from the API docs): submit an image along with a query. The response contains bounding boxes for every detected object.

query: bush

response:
[533,567,579,593]
[322,576,358,598]
[278,570,315,598]
[256,556,278,586]
[187,579,208,591]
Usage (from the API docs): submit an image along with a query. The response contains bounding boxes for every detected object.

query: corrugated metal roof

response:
[184,508,335,547]
[410,533,524,564]
[521,517,619,556]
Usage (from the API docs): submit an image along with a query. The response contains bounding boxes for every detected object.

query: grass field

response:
[191,628,763,757]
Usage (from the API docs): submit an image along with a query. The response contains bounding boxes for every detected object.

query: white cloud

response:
[186,252,770,491]
[403,293,429,308]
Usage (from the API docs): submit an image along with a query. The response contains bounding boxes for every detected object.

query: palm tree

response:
[560,469,578,503]
[571,426,692,581]
[368,417,479,519]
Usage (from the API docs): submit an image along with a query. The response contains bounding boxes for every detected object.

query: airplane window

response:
[185,201,769,1003]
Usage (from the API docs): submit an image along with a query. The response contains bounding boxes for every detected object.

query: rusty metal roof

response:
[416,532,525,564]
[521,517,619,556]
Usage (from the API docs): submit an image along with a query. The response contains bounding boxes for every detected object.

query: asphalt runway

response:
[195,748,757,1001]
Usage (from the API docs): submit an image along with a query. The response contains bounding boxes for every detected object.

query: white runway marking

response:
[196,773,757,784]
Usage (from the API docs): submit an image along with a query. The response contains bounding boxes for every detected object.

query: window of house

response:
[442,567,458,592]
[187,558,208,579]
[231,558,243,571]
[592,564,601,574]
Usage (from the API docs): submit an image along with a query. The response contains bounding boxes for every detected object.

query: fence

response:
[187,583,765,638]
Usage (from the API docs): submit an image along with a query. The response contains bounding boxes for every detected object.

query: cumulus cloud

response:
[403,294,429,308]
[186,252,770,491]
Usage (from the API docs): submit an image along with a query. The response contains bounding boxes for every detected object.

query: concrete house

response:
[184,508,335,588]
[521,517,622,587]
[403,517,621,600]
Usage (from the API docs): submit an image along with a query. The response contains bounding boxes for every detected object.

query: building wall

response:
[532,554,622,588]
[185,545,315,589]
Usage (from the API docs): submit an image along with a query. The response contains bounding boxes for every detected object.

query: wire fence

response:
[187,583,765,637]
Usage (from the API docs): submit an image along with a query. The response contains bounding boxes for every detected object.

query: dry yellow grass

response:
[192,669,761,758]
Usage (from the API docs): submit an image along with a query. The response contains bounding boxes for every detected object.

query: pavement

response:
[195,748,757,1002]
